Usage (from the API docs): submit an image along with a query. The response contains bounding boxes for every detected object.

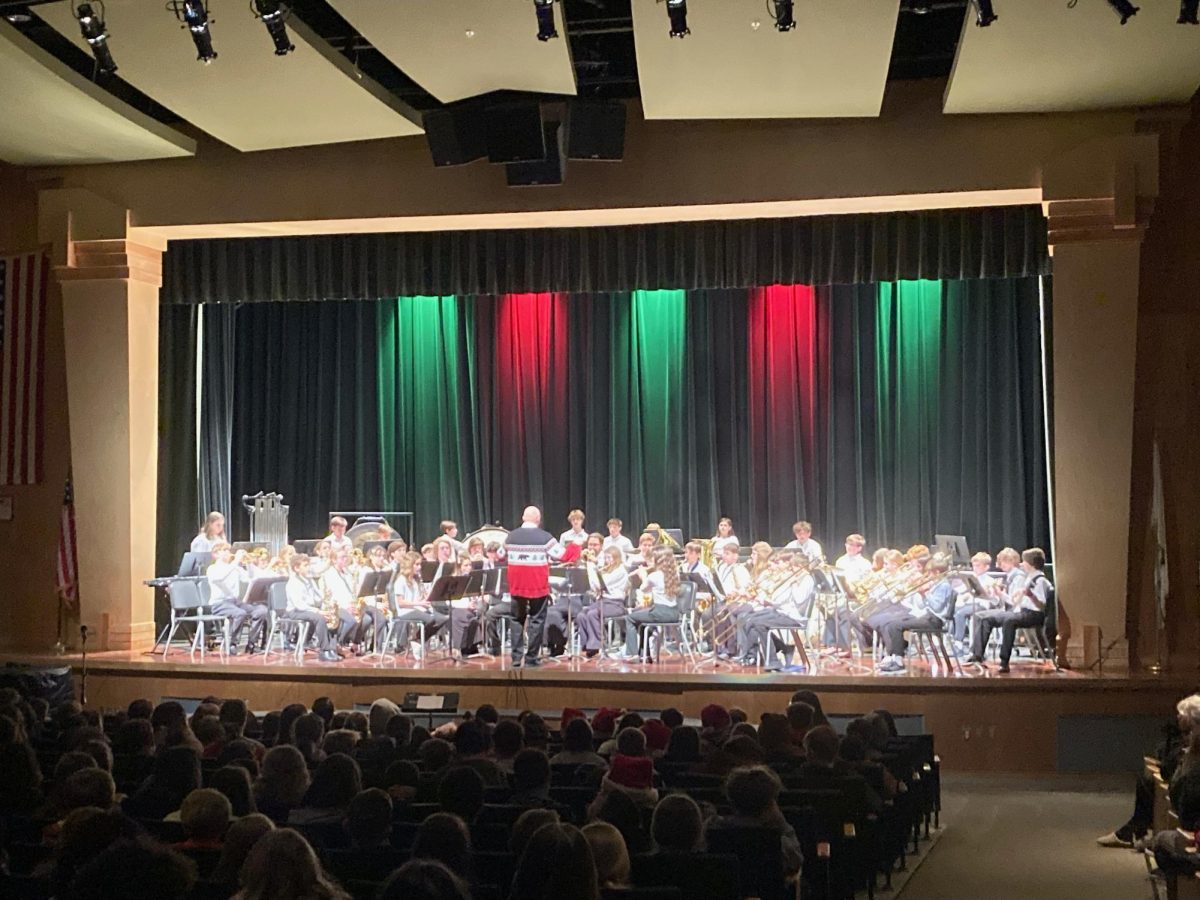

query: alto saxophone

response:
[320,581,340,631]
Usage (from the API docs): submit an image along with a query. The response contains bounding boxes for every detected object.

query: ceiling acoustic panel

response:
[327,0,576,104]
[39,0,423,152]
[945,0,1200,113]
[0,21,195,165]
[631,0,900,120]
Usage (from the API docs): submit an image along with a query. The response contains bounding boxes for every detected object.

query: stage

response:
[4,648,1185,776]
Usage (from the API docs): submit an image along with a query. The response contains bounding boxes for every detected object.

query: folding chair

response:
[162,577,229,660]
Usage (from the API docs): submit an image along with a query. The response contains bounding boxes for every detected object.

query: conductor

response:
[503,506,565,668]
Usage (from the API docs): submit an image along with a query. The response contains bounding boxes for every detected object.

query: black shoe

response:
[523,657,542,668]
[964,654,983,664]
[584,649,598,659]
[320,651,339,662]
[998,663,1011,673]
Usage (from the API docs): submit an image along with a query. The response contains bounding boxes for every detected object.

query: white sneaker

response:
[409,641,424,661]
[1095,832,1133,848]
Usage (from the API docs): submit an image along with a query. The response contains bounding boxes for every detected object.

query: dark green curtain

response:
[162,206,1049,303]
[198,304,236,528]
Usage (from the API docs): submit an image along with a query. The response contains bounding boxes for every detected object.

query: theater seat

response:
[630,851,739,900]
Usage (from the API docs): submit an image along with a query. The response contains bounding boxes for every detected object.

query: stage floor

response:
[1,648,1185,775]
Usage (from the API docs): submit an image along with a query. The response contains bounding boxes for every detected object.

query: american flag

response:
[57,473,79,611]
[0,253,48,485]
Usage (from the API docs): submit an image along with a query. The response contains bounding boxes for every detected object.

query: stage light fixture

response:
[1180,0,1199,24]
[253,0,294,55]
[666,0,689,37]
[772,0,795,31]
[1106,0,1138,24]
[75,2,116,74]
[974,0,997,26]
[171,0,216,62]
[534,0,557,41]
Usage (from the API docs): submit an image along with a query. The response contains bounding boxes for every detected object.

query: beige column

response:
[1045,195,1150,667]
[55,240,161,651]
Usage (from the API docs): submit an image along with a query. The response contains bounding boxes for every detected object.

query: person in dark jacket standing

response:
[504,506,565,668]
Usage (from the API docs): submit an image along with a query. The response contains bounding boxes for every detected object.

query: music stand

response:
[243,575,286,606]
[176,552,213,577]
[421,561,446,584]
[232,541,270,554]
[293,539,320,556]
[551,567,592,663]
[426,573,482,667]
[354,572,392,659]
[934,534,971,566]
[689,570,739,672]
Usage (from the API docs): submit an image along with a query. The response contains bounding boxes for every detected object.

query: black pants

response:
[883,613,944,658]
[510,595,549,663]
[972,608,1045,664]
[213,600,268,648]
[484,600,514,654]
[545,593,585,655]
[286,609,337,653]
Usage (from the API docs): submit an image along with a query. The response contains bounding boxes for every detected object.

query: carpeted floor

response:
[899,774,1153,899]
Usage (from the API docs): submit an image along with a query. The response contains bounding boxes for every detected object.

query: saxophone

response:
[319,579,340,631]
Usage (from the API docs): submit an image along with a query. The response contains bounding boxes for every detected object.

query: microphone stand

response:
[79,625,89,706]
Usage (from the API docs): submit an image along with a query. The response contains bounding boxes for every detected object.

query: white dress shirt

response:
[286,575,322,612]
[785,537,823,562]
[322,566,358,609]
[834,553,872,583]
[602,535,634,557]
[560,528,589,546]
[190,533,219,553]
[324,533,353,555]
[207,560,249,603]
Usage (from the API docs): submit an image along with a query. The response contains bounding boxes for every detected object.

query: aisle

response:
[900,775,1152,900]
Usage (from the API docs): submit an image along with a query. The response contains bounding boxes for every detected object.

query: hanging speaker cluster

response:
[421,99,627,187]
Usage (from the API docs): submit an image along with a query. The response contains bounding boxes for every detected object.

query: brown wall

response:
[1128,97,1200,675]
[0,164,72,651]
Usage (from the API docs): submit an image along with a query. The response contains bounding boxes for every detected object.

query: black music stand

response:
[472,568,508,660]
[550,567,592,663]
[241,576,286,653]
[934,534,971,566]
[356,571,392,659]
[689,570,738,672]
[426,572,484,667]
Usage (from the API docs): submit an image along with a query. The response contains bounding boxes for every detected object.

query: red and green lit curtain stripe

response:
[224,279,1048,551]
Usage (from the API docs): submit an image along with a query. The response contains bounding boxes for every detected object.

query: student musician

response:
[967,548,1051,673]
[621,548,682,660]
[444,556,482,656]
[420,543,437,563]
[603,518,634,558]
[785,521,823,563]
[321,548,363,650]
[995,547,1025,598]
[386,541,408,570]
[466,538,486,567]
[481,543,511,655]
[702,542,751,654]
[430,537,458,580]
[560,509,589,549]
[681,541,721,601]
[856,550,910,645]
[206,543,269,655]
[951,552,999,643]
[742,553,815,670]
[285,554,340,662]
[710,517,739,556]
[191,511,226,553]
[876,554,957,673]
[325,517,352,555]
[390,550,448,660]
[627,532,659,569]
[834,534,872,583]
[438,520,466,555]
[576,546,630,658]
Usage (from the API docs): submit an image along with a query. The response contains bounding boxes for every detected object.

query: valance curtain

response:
[161,206,1049,303]
[171,278,1049,557]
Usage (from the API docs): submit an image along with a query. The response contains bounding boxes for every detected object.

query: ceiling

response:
[0,19,194,165]
[631,0,899,120]
[327,0,577,104]
[945,0,1200,114]
[0,0,1198,168]
[37,0,423,152]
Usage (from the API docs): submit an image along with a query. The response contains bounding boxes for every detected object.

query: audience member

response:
[700,704,732,752]
[233,827,349,900]
[663,725,703,766]
[550,717,606,768]
[210,764,258,817]
[583,821,631,888]
[311,697,335,729]
[344,788,392,850]
[650,793,704,852]
[590,788,652,854]
[288,753,362,826]
[253,746,311,824]
[452,719,505,786]
[0,741,43,813]
[175,788,232,849]
[785,702,815,747]
[660,707,684,730]
[378,859,472,900]
[510,808,560,857]
[412,811,472,874]
[437,765,485,823]
[211,814,274,887]
[123,747,201,820]
[790,690,830,727]
[510,822,600,900]
[277,704,308,748]
[492,720,525,773]
[321,729,360,758]
[382,759,420,803]
[419,737,454,773]
[292,713,326,766]
[68,836,197,900]
[716,765,802,876]
[593,727,659,810]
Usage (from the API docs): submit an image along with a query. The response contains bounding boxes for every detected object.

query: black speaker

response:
[567,100,626,161]
[506,122,565,187]
[422,103,485,167]
[486,101,546,164]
